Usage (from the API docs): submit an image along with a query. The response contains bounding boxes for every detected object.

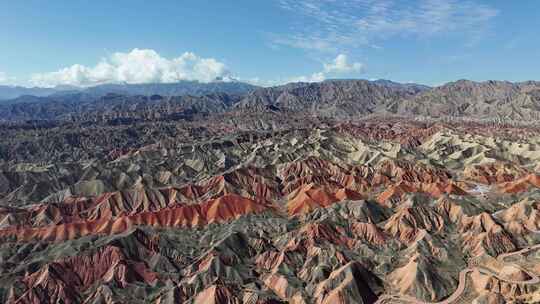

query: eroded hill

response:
[0,117,539,303]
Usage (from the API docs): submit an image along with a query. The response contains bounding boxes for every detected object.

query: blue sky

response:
[0,0,538,87]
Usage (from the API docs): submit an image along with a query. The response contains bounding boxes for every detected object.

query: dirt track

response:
[374,244,540,304]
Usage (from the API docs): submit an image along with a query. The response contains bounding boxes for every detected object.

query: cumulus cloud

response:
[323,54,364,74]
[30,49,231,87]
[289,54,365,83]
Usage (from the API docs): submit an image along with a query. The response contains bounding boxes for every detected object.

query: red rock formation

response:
[471,268,533,300]
[2,119,540,304]
[384,206,445,243]
[262,273,307,303]
[196,166,280,203]
[377,182,467,206]
[496,199,540,237]
[389,253,456,301]
[13,245,157,304]
[333,121,441,148]
[374,160,467,205]
[499,174,540,193]
[350,221,387,246]
[377,183,416,206]
[255,250,291,273]
[464,162,528,184]
[460,213,517,257]
[280,156,377,195]
[313,262,381,304]
[0,194,269,242]
[376,159,451,185]
[287,184,363,215]
[434,197,466,223]
[193,284,239,304]
[280,222,355,255]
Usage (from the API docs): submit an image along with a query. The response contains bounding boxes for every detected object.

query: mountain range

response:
[0,76,540,303]
[0,116,539,303]
[1,79,540,123]
[0,80,258,101]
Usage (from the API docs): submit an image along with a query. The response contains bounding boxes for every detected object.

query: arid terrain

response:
[0,80,539,303]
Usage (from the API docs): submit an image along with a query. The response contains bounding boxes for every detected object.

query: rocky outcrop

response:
[313,262,382,304]
[460,213,517,257]
[389,253,457,301]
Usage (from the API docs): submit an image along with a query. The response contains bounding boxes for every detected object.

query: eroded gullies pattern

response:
[0,120,539,303]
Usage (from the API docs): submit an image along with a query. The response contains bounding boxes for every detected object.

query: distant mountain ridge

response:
[1,79,539,122]
[395,79,540,120]
[74,80,258,98]
[0,92,242,122]
[0,80,258,101]
[235,79,429,115]
[236,79,540,121]
[0,86,59,100]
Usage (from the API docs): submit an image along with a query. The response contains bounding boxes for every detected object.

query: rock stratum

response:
[0,80,540,303]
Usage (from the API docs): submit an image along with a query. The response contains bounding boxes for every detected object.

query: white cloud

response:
[0,72,16,85]
[274,0,499,51]
[288,54,365,83]
[30,49,231,87]
[289,72,326,83]
[243,77,284,87]
[323,54,364,74]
